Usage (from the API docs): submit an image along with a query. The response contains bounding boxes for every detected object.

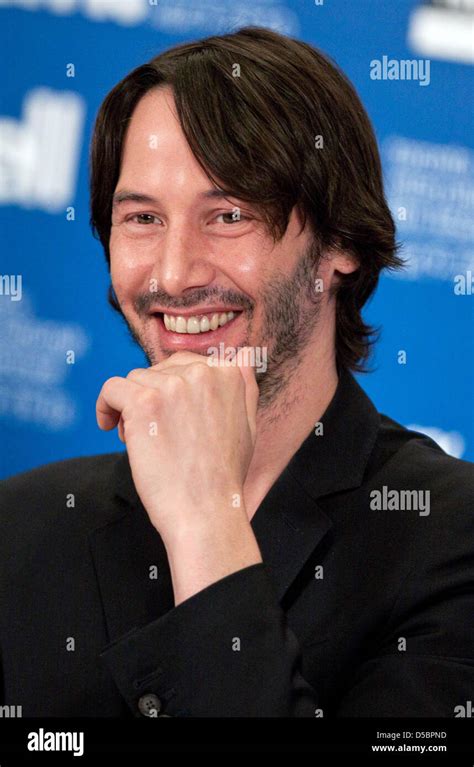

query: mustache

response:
[133,286,254,316]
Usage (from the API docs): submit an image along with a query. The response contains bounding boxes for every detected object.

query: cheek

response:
[110,234,153,303]
[224,241,272,296]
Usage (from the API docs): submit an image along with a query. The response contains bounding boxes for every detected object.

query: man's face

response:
[110,87,335,407]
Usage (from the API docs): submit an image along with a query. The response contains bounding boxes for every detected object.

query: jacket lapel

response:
[88,500,174,643]
[250,368,380,601]
[250,470,332,603]
[88,368,380,639]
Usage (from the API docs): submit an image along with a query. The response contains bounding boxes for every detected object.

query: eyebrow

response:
[112,189,235,207]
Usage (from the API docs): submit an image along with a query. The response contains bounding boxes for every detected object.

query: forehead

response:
[118,86,208,190]
[125,86,178,139]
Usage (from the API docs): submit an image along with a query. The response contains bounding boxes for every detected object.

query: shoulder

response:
[370,415,474,543]
[376,414,474,490]
[0,452,124,534]
[0,452,122,497]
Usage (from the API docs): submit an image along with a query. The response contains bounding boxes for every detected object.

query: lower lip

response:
[151,313,244,351]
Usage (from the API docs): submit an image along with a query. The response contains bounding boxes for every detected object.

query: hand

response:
[96,350,262,599]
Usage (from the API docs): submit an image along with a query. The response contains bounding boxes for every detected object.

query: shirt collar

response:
[285,366,380,501]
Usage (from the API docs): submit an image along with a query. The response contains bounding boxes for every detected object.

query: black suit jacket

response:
[1,368,473,717]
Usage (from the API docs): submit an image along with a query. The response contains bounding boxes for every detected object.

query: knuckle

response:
[186,362,210,381]
[137,387,159,411]
[225,364,246,384]
[101,376,122,393]
[126,368,145,381]
[163,373,186,395]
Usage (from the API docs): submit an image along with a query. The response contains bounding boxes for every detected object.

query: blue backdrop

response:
[1,0,473,478]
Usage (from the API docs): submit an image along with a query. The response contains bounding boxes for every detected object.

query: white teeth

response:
[187,317,200,334]
[163,310,237,334]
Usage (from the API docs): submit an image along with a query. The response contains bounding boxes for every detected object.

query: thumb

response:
[237,347,259,441]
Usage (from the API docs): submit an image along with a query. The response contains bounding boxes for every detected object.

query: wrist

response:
[160,503,263,606]
[154,487,247,546]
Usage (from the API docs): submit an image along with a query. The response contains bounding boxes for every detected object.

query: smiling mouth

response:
[155,310,242,335]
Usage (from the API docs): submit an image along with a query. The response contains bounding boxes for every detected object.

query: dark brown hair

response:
[90,26,404,371]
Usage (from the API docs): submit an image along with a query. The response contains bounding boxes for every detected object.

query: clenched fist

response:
[96,350,263,604]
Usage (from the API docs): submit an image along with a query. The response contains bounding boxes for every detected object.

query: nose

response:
[150,223,216,297]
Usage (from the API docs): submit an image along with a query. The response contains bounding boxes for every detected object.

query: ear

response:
[319,250,359,293]
[330,250,359,276]
[318,249,359,295]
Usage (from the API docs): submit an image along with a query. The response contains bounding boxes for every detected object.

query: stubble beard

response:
[119,240,324,412]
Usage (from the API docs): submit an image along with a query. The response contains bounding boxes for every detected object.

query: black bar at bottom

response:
[0,718,472,762]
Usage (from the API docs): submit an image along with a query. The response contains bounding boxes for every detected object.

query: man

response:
[1,27,473,718]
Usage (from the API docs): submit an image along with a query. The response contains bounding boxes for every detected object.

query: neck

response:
[243,337,339,520]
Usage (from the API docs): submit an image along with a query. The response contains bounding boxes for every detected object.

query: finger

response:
[96,376,143,431]
[236,348,259,438]
[127,360,208,387]
[149,352,205,370]
[149,351,206,371]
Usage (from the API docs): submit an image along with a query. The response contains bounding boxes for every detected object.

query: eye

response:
[214,211,249,225]
[129,213,161,225]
